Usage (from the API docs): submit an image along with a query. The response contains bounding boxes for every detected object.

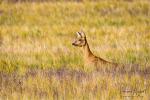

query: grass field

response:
[0,0,150,99]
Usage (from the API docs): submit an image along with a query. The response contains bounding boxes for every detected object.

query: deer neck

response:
[83,41,94,60]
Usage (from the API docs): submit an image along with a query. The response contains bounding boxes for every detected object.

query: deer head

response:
[72,31,87,47]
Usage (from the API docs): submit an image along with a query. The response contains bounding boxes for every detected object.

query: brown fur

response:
[72,31,118,71]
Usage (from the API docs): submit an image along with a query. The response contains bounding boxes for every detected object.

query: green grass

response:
[0,0,150,99]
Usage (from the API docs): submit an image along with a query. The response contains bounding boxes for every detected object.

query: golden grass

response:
[0,0,150,99]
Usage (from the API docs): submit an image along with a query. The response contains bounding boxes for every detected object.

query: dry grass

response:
[0,0,150,99]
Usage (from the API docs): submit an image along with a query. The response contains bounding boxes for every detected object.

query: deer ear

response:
[80,31,86,38]
[76,32,82,38]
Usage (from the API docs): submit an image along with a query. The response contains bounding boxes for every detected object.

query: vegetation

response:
[0,0,150,99]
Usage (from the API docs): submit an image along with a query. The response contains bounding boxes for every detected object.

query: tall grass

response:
[0,0,150,99]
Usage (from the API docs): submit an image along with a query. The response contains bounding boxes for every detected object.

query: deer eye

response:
[79,39,82,41]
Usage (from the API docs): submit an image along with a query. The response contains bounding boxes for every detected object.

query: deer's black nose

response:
[72,43,75,45]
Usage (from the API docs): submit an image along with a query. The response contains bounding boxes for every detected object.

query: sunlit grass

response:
[0,0,150,99]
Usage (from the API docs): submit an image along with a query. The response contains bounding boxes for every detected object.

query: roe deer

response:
[72,31,150,75]
[72,31,118,71]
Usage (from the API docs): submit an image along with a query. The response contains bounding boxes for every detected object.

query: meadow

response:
[0,0,150,99]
